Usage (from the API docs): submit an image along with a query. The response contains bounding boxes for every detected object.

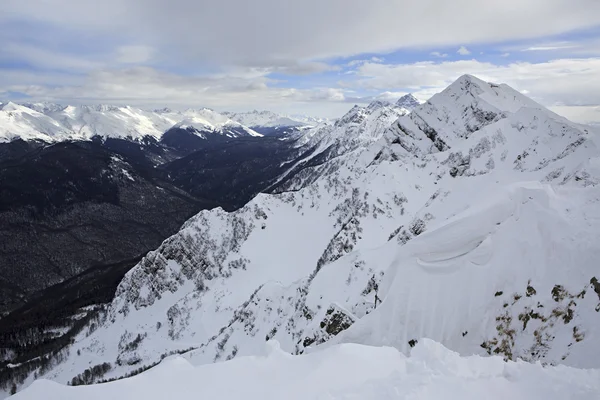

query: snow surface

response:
[0,102,72,142]
[6,75,600,398]
[13,339,600,400]
[222,110,323,128]
[174,108,262,137]
[0,104,263,142]
[396,93,422,110]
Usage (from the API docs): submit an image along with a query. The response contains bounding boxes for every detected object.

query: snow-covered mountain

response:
[396,93,422,110]
[4,75,600,397]
[222,110,327,137]
[0,102,73,142]
[41,104,180,140]
[0,104,263,143]
[223,110,309,128]
[295,99,410,156]
[172,108,262,138]
[273,99,411,191]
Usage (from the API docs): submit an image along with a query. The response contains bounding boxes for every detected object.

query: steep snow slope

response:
[13,340,600,400]
[274,99,410,190]
[5,75,600,396]
[299,100,409,152]
[390,74,590,153]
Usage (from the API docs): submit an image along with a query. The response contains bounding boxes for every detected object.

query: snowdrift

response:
[333,182,600,368]
[13,339,600,400]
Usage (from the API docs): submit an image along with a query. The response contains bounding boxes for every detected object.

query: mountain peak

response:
[390,74,570,154]
[0,101,21,111]
[396,94,421,110]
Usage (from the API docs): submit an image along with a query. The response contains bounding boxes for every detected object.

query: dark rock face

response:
[301,305,356,350]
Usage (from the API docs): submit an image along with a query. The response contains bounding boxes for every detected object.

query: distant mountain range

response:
[0,102,325,143]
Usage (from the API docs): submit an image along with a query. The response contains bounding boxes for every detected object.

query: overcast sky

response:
[1,0,600,122]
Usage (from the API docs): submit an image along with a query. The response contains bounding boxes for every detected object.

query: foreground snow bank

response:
[13,339,600,400]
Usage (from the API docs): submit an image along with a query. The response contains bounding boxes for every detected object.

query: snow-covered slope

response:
[223,110,312,128]
[0,104,263,143]
[301,99,409,151]
[391,75,586,154]
[6,75,600,397]
[271,99,411,191]
[222,110,326,137]
[173,108,262,138]
[13,339,600,400]
[396,93,422,110]
[42,105,180,140]
[0,102,72,142]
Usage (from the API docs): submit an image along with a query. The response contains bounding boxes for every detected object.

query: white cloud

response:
[0,42,102,71]
[1,66,352,117]
[549,105,600,125]
[430,52,448,58]
[1,1,600,120]
[501,53,510,57]
[116,45,155,64]
[348,57,600,108]
[2,0,600,69]
[499,38,600,57]
[523,43,579,51]
[457,46,471,55]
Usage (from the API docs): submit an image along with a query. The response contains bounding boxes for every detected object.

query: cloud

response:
[499,38,600,57]
[347,57,600,108]
[1,66,354,116]
[2,0,600,69]
[272,62,340,75]
[345,91,418,104]
[0,42,102,71]
[523,45,578,51]
[457,46,471,55]
[1,0,600,120]
[116,45,155,64]
[549,105,600,125]
[430,52,448,58]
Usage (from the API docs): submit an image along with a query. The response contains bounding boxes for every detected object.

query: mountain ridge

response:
[0,103,323,144]
[2,75,600,397]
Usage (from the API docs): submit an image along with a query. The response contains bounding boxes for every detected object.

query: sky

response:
[1,0,600,123]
